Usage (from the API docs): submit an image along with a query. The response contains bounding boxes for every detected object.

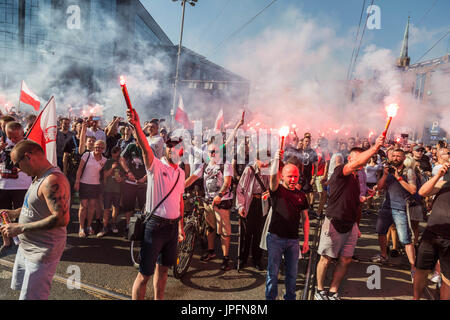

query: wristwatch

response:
[218,192,224,198]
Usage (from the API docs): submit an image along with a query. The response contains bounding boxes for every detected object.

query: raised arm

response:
[419,163,449,197]
[343,135,385,176]
[269,149,283,192]
[126,109,154,169]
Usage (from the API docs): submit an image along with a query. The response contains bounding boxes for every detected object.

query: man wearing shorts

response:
[127,109,185,300]
[315,135,385,300]
[185,142,234,271]
[0,140,70,300]
[414,162,450,300]
[372,149,417,278]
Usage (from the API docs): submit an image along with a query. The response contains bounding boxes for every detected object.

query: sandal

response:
[79,229,86,238]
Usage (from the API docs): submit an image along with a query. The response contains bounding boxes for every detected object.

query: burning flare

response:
[385,103,399,118]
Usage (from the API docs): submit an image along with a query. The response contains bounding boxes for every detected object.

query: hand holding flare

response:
[382,103,399,137]
[279,126,290,150]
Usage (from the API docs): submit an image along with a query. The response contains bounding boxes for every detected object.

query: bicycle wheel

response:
[130,240,141,269]
[173,223,196,279]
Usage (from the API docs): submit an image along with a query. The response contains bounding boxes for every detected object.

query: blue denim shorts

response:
[376,208,412,245]
[139,217,179,276]
[11,248,60,300]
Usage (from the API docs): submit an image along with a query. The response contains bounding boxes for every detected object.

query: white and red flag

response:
[214,108,224,132]
[174,95,192,129]
[20,81,41,111]
[26,96,57,166]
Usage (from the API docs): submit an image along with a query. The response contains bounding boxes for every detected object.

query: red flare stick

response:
[120,76,133,111]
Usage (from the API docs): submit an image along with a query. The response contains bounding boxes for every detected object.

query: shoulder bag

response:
[128,170,181,241]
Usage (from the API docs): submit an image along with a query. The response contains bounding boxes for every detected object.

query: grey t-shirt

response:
[18,167,67,263]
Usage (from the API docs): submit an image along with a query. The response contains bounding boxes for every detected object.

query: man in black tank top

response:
[414,162,450,300]
[0,140,70,300]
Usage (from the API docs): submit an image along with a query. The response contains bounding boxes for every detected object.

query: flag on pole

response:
[214,109,224,132]
[174,95,192,129]
[20,80,41,111]
[26,96,57,166]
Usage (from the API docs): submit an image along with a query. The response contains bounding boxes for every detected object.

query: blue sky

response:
[142,0,450,73]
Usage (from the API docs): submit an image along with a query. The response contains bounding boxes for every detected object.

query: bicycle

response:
[172,193,208,279]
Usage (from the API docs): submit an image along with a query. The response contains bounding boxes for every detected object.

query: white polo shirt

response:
[145,157,185,220]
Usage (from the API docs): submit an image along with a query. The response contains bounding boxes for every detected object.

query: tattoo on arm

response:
[45,181,70,214]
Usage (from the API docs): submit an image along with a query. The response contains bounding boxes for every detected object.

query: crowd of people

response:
[0,106,448,301]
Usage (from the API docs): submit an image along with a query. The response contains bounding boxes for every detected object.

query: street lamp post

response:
[171,0,197,129]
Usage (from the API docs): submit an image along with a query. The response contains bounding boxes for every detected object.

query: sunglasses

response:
[13,152,28,167]
[208,150,217,154]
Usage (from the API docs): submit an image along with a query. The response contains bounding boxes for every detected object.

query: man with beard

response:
[372,149,417,279]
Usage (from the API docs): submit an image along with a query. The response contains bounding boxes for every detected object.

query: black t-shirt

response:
[326,164,360,233]
[105,133,121,158]
[269,185,309,239]
[120,143,146,181]
[284,147,317,180]
[426,184,450,239]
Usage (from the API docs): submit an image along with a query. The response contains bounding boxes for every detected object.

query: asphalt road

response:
[0,199,440,300]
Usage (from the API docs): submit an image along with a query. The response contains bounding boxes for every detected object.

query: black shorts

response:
[121,183,146,212]
[79,183,102,200]
[103,192,121,209]
[415,229,450,280]
[139,217,178,276]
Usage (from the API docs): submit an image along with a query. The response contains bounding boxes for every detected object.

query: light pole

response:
[171,0,197,129]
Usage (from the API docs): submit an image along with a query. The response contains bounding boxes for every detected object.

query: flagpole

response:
[25,96,51,139]
[17,81,22,114]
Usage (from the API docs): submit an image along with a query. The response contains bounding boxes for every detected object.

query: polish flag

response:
[26,97,57,166]
[174,95,192,129]
[20,81,41,111]
[214,109,223,132]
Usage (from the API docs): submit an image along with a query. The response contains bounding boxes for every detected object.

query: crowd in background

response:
[0,106,448,300]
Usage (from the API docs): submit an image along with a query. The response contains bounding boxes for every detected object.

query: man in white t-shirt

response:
[0,122,32,254]
[127,109,185,301]
[185,142,234,271]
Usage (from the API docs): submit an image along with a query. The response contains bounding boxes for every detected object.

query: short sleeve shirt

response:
[195,162,234,201]
[121,143,147,183]
[80,152,107,185]
[326,164,360,233]
[269,185,309,239]
[145,157,185,219]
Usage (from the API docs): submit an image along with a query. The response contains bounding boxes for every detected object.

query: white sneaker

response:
[430,271,441,284]
[97,228,107,238]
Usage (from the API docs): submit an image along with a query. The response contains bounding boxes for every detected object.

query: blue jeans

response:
[11,248,60,300]
[376,208,412,245]
[265,232,299,300]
